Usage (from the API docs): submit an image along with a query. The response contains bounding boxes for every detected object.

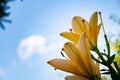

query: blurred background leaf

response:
[0,0,14,30]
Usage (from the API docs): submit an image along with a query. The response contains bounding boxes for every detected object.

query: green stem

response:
[93,46,120,80]
[94,76,101,80]
[113,62,120,74]
[104,34,110,59]
[94,46,106,65]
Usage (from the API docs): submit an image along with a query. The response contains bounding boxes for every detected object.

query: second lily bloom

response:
[60,12,101,49]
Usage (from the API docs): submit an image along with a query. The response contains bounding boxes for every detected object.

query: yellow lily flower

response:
[88,12,101,48]
[60,12,101,49]
[65,75,88,80]
[111,39,120,51]
[114,54,120,68]
[111,40,120,68]
[48,33,101,80]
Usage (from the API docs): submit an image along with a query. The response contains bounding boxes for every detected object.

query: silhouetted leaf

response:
[107,54,115,64]
[101,69,109,71]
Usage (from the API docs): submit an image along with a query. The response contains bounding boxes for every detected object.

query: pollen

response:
[62,48,64,51]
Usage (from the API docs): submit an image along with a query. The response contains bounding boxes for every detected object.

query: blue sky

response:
[0,0,120,80]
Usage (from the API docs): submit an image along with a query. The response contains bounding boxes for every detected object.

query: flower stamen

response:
[61,51,65,57]
[98,12,106,35]
[69,28,73,34]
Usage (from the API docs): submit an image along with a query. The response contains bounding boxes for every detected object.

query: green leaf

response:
[91,54,103,64]
[107,54,115,65]
[101,69,109,71]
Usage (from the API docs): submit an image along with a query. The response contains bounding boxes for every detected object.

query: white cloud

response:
[18,35,56,61]
[0,66,6,76]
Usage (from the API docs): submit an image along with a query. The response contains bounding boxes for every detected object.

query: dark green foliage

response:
[109,14,120,25]
[0,0,13,30]
[107,54,115,65]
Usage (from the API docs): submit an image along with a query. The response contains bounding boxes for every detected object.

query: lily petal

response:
[94,24,101,46]
[72,16,85,34]
[60,32,79,43]
[47,58,79,74]
[65,75,88,80]
[96,24,101,37]
[64,42,90,76]
[89,12,98,27]
[77,32,94,76]
[94,60,101,80]
[88,12,101,47]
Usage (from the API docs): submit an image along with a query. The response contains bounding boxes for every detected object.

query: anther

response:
[62,48,64,51]
[69,28,73,33]
[95,11,97,14]
[82,19,85,22]
[54,68,57,70]
[98,11,106,35]
[103,49,106,53]
[61,52,65,57]
[98,12,101,15]
[82,19,86,30]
